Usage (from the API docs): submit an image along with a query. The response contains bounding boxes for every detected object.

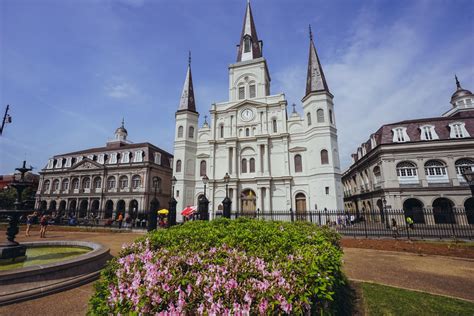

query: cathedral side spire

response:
[178,51,197,113]
[236,1,262,62]
[305,25,330,96]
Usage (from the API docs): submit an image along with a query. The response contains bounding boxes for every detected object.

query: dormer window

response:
[307,112,312,126]
[449,122,469,138]
[244,36,251,53]
[420,125,439,141]
[392,127,409,143]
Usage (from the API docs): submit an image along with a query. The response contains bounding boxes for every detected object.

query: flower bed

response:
[89,218,346,315]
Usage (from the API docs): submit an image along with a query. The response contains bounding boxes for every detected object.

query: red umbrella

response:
[181,206,197,217]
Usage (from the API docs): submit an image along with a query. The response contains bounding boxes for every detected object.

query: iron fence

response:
[226,208,474,240]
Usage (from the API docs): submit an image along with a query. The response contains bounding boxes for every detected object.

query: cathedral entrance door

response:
[241,189,257,216]
[295,193,307,220]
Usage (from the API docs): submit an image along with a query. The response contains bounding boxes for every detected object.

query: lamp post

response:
[168,176,177,226]
[383,197,389,229]
[462,169,474,197]
[148,177,159,232]
[199,175,209,220]
[222,173,231,219]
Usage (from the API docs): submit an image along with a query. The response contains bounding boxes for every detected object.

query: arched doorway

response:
[49,200,57,212]
[295,193,307,220]
[403,198,425,223]
[465,198,474,225]
[91,200,100,212]
[241,189,256,215]
[432,198,455,224]
[117,200,126,218]
[39,200,47,211]
[129,200,139,218]
[105,200,114,219]
[79,200,88,218]
[69,200,77,213]
[59,200,67,214]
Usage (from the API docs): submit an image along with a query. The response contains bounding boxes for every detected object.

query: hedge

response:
[88,218,346,315]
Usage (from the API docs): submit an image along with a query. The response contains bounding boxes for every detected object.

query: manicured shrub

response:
[89,218,345,315]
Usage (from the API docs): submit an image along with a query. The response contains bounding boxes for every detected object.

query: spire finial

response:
[188,50,191,67]
[204,115,208,124]
[455,74,461,89]
[121,117,124,127]
[309,24,313,41]
[292,103,297,113]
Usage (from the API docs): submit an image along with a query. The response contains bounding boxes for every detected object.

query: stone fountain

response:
[0,161,32,264]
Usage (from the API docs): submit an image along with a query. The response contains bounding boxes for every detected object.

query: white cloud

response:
[274,4,474,171]
[105,81,138,99]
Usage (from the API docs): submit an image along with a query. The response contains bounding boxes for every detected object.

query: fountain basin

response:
[0,240,110,306]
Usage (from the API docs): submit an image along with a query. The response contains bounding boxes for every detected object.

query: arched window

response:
[220,125,224,138]
[178,126,183,138]
[62,179,69,191]
[320,150,329,165]
[396,161,418,184]
[317,109,324,123]
[119,175,128,189]
[72,178,79,189]
[52,179,60,191]
[249,158,255,173]
[132,175,141,189]
[200,160,207,176]
[294,154,302,172]
[188,126,194,139]
[455,158,474,179]
[82,177,90,189]
[93,177,101,189]
[246,128,250,136]
[373,166,381,184]
[107,176,116,189]
[329,110,333,124]
[43,180,50,192]
[307,112,312,126]
[424,160,448,183]
[272,119,277,133]
[176,160,182,173]
[241,158,247,173]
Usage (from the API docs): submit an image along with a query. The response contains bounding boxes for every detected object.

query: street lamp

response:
[148,177,159,231]
[383,197,389,228]
[222,173,231,218]
[462,169,474,196]
[199,175,210,220]
[168,176,177,226]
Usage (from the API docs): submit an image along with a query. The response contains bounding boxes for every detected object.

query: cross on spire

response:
[455,74,461,89]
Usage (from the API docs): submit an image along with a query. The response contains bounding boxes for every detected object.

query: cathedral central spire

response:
[236,1,262,62]
[178,51,196,113]
[305,25,330,96]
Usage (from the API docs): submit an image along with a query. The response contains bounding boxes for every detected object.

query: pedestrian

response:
[406,216,414,230]
[391,218,399,238]
[117,213,123,229]
[350,214,355,226]
[25,211,38,237]
[125,214,132,229]
[39,213,50,238]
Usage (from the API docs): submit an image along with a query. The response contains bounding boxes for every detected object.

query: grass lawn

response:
[361,282,474,316]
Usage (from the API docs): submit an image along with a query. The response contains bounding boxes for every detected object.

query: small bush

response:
[89,218,345,315]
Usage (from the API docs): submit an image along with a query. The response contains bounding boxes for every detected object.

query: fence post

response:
[318,211,321,226]
[406,218,410,240]
[290,208,294,222]
[363,210,368,238]
[451,208,457,241]
[309,210,313,223]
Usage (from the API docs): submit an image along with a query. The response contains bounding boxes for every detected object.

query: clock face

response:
[241,108,254,121]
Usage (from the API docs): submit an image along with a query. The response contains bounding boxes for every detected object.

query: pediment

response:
[227,99,267,111]
[196,153,210,158]
[288,146,307,152]
[70,158,104,170]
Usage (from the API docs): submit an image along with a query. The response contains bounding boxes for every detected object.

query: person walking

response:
[406,216,414,230]
[39,213,50,238]
[25,211,38,237]
[117,213,123,229]
[391,218,399,238]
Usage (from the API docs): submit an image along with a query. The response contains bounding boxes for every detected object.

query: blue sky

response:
[1,0,473,174]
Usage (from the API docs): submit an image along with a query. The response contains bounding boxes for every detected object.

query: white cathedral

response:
[173,2,343,220]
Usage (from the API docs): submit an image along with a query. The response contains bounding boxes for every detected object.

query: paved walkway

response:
[0,229,473,315]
